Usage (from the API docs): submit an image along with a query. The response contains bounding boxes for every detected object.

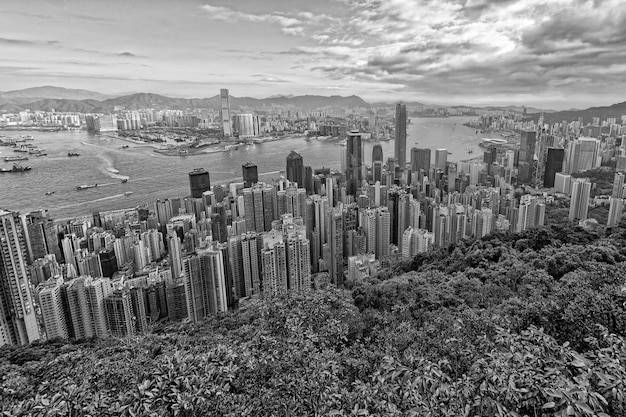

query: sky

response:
[1,0,625,109]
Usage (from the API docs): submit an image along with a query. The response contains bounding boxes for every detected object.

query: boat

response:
[0,164,31,173]
[45,191,55,195]
[124,191,133,196]
[68,151,80,157]
[35,153,47,157]
[121,178,128,183]
[76,184,98,190]
[121,145,129,149]
[468,150,474,154]
[4,156,29,162]
[29,149,45,154]
[106,167,120,174]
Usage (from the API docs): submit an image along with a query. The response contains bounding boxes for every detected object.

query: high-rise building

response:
[554,172,572,195]
[104,290,135,337]
[242,162,258,188]
[607,197,625,227]
[346,130,363,196]
[569,178,591,221]
[361,207,390,260]
[435,149,448,173]
[565,137,600,174]
[372,144,383,184]
[23,210,61,263]
[183,247,228,322]
[411,148,431,179]
[394,103,407,171]
[188,168,211,199]
[220,89,232,138]
[36,277,68,340]
[261,230,287,297]
[0,210,41,346]
[232,114,258,137]
[544,148,565,188]
[612,172,625,199]
[286,151,304,187]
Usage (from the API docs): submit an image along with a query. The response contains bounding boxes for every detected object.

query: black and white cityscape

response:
[1,1,626,416]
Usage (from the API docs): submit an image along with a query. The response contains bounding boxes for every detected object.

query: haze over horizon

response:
[1,0,625,110]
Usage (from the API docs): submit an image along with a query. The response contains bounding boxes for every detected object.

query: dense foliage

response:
[2,221,626,416]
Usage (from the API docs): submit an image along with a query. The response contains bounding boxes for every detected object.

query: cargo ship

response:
[0,164,31,173]
[4,156,29,162]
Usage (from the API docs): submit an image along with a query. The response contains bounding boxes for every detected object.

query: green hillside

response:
[2,221,626,416]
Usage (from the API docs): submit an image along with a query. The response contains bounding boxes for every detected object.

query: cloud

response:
[252,74,290,83]
[0,37,59,46]
[199,4,336,36]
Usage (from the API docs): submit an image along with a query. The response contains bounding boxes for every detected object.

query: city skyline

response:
[0,0,625,110]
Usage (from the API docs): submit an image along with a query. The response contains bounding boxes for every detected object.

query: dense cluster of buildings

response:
[2,97,626,347]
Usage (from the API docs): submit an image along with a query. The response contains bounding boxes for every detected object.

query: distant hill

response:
[0,86,112,104]
[531,101,626,124]
[0,91,371,113]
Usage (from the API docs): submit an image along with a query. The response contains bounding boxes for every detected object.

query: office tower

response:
[252,186,265,232]
[0,210,41,346]
[24,210,61,263]
[36,277,68,340]
[104,290,135,337]
[326,207,344,286]
[411,148,431,179]
[612,172,625,198]
[435,149,448,172]
[554,172,572,195]
[188,168,211,199]
[544,148,565,188]
[396,193,412,251]
[286,150,304,187]
[569,178,591,221]
[372,144,383,184]
[607,197,625,227]
[565,137,600,174]
[394,103,407,170]
[261,230,287,296]
[518,130,537,183]
[232,114,257,137]
[242,162,258,188]
[220,88,232,137]
[346,130,363,196]
[304,166,313,194]
[184,247,228,322]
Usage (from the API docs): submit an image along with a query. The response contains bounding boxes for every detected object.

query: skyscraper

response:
[569,178,591,221]
[435,149,447,173]
[0,210,41,346]
[544,148,564,188]
[565,137,600,174]
[188,168,211,199]
[607,197,625,227]
[220,88,232,138]
[286,151,304,187]
[394,103,407,171]
[411,148,431,179]
[372,144,383,184]
[242,162,258,188]
[345,130,363,196]
[612,172,625,198]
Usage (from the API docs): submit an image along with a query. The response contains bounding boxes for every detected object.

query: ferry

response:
[4,156,29,162]
[68,151,80,157]
[76,184,98,190]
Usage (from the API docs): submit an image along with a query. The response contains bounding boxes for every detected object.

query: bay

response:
[0,116,492,219]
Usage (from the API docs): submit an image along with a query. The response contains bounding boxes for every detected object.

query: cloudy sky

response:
[1,0,625,109]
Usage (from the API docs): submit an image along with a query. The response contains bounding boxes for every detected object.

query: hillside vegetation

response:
[2,222,626,416]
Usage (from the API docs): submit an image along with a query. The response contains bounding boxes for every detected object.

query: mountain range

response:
[0,86,623,123]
